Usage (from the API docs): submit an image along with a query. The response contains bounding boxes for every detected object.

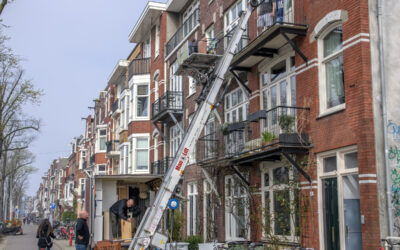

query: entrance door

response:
[343,174,362,250]
[323,178,340,250]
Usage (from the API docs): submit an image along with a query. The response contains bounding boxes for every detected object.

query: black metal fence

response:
[106,140,119,153]
[112,99,119,113]
[152,91,183,119]
[151,157,172,175]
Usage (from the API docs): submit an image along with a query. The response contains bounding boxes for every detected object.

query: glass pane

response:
[326,55,345,109]
[345,152,358,169]
[225,96,230,110]
[262,73,269,85]
[237,89,243,104]
[100,129,106,136]
[227,178,232,196]
[138,85,148,95]
[271,60,287,83]
[274,190,290,236]
[137,138,148,148]
[273,167,289,185]
[237,197,246,238]
[238,107,243,122]
[290,56,295,72]
[323,156,337,172]
[280,81,287,106]
[232,110,237,122]
[137,97,148,116]
[324,26,343,57]
[291,76,296,107]
[232,91,238,106]
[100,137,106,151]
[136,150,148,170]
[263,89,268,110]
[264,172,269,187]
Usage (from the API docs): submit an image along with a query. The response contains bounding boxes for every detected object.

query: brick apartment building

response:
[34,0,400,249]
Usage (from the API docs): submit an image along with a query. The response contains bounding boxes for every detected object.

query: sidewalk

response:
[0,236,7,250]
[53,239,75,250]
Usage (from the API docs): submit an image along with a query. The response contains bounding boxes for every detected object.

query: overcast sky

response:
[2,0,165,196]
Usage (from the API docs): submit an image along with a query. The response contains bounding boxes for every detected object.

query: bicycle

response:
[381,237,400,250]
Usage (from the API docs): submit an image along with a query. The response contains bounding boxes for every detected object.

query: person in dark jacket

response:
[75,210,90,250]
[36,219,56,250]
[109,198,141,238]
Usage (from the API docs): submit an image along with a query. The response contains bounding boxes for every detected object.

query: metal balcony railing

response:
[151,91,183,119]
[151,157,171,175]
[90,154,95,165]
[82,161,87,170]
[197,106,310,162]
[128,58,150,80]
[106,140,119,153]
[165,8,200,58]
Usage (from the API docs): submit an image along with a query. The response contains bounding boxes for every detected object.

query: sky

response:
[2,0,166,196]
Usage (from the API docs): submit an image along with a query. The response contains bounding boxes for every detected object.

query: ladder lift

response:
[128,1,262,249]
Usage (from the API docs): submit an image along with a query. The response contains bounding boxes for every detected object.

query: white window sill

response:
[317,104,346,119]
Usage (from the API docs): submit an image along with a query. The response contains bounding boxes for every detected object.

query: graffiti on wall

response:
[388,121,400,142]
[388,122,400,233]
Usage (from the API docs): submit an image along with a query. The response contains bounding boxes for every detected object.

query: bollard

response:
[69,227,73,246]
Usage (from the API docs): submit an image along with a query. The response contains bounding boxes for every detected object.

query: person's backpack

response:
[38,230,53,248]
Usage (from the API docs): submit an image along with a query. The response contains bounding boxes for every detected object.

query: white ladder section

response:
[128,4,254,250]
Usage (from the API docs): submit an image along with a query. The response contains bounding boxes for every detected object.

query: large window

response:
[318,24,345,115]
[120,144,129,174]
[261,55,296,134]
[135,138,149,171]
[187,182,198,236]
[225,176,248,240]
[120,89,130,130]
[183,1,199,38]
[204,115,215,159]
[136,85,149,118]
[97,128,107,152]
[143,36,151,58]
[97,164,106,175]
[155,24,160,57]
[261,164,298,240]
[225,88,248,123]
[224,0,248,52]
[170,124,182,158]
[79,178,86,198]
[203,180,214,241]
[318,147,361,250]
[170,61,182,92]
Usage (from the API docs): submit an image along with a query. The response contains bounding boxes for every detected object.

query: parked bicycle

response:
[381,237,400,250]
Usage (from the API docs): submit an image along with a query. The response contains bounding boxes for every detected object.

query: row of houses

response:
[35,0,400,249]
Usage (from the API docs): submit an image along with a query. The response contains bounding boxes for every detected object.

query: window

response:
[79,178,85,198]
[318,25,345,114]
[188,76,196,96]
[261,55,296,135]
[261,164,298,240]
[170,61,182,92]
[187,182,198,236]
[98,128,107,152]
[183,1,200,38]
[225,176,248,240]
[135,138,149,171]
[206,25,216,54]
[97,164,106,175]
[143,36,151,58]
[188,114,196,164]
[155,24,160,57]
[318,147,361,250]
[204,115,215,159]
[121,93,130,130]
[120,144,129,174]
[170,124,182,158]
[224,0,248,52]
[136,85,149,117]
[203,180,214,241]
[79,150,86,169]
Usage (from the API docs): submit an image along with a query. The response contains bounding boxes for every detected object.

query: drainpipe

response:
[377,0,393,236]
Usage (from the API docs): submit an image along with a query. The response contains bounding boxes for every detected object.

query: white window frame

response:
[170,124,182,158]
[170,61,182,92]
[188,76,196,97]
[96,126,107,152]
[128,134,150,173]
[204,115,216,159]
[261,162,298,241]
[143,35,151,58]
[129,79,150,121]
[224,88,248,123]
[317,146,359,250]
[79,150,86,170]
[155,24,160,57]
[187,182,198,236]
[260,54,297,134]
[224,0,248,52]
[203,180,214,241]
[205,25,215,52]
[119,143,129,174]
[317,23,345,116]
[79,178,85,196]
[97,164,107,175]
[225,175,249,241]
[182,1,200,38]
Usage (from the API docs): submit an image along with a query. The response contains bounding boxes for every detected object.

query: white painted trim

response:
[359,174,377,178]
[342,33,370,45]
[300,185,317,190]
[295,62,318,75]
[313,10,348,38]
[359,180,377,184]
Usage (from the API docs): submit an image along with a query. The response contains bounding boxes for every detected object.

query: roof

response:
[107,60,129,85]
[166,0,187,12]
[94,174,162,184]
[128,2,166,43]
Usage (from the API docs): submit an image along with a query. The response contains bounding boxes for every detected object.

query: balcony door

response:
[170,61,182,109]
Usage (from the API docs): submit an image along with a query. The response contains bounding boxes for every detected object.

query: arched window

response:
[318,24,345,114]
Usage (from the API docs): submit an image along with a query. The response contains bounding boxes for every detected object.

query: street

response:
[0,223,61,250]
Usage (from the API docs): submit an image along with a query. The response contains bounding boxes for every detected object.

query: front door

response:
[343,174,362,250]
[323,178,340,250]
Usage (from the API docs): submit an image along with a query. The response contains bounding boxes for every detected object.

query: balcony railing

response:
[128,58,150,80]
[151,157,171,175]
[90,154,95,166]
[106,140,119,153]
[197,106,310,163]
[165,8,200,58]
[151,91,183,119]
[82,161,87,170]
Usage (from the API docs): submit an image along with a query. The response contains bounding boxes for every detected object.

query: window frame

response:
[203,179,215,242]
[96,126,107,152]
[187,182,198,236]
[128,134,150,173]
[129,79,150,121]
[169,124,182,158]
[317,23,345,116]
[317,146,359,250]
[97,164,107,175]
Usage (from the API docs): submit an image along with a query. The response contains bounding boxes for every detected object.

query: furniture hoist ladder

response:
[129,2,261,249]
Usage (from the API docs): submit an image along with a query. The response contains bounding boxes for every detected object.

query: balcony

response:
[106,140,120,158]
[151,157,172,175]
[128,58,150,80]
[151,91,184,122]
[112,99,120,117]
[165,8,200,59]
[197,106,310,166]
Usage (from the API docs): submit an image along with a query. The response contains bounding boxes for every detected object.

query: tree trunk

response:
[0,150,6,221]
[0,0,8,16]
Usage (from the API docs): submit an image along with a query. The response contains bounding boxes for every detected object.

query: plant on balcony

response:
[221,123,230,135]
[262,131,277,144]
[184,235,203,250]
[279,114,296,133]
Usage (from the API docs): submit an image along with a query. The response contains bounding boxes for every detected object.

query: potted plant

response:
[278,114,295,133]
[262,131,277,145]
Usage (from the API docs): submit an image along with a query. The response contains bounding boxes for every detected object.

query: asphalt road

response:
[0,223,61,250]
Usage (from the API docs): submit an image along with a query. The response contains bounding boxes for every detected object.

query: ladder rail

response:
[129,4,254,250]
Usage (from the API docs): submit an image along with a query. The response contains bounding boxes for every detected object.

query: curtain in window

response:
[326,55,344,108]
[323,26,343,57]
[136,139,148,170]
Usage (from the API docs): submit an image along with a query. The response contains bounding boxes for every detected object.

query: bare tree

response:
[0,28,42,220]
[0,0,12,17]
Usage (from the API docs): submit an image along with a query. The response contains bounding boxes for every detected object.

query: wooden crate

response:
[94,240,121,250]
